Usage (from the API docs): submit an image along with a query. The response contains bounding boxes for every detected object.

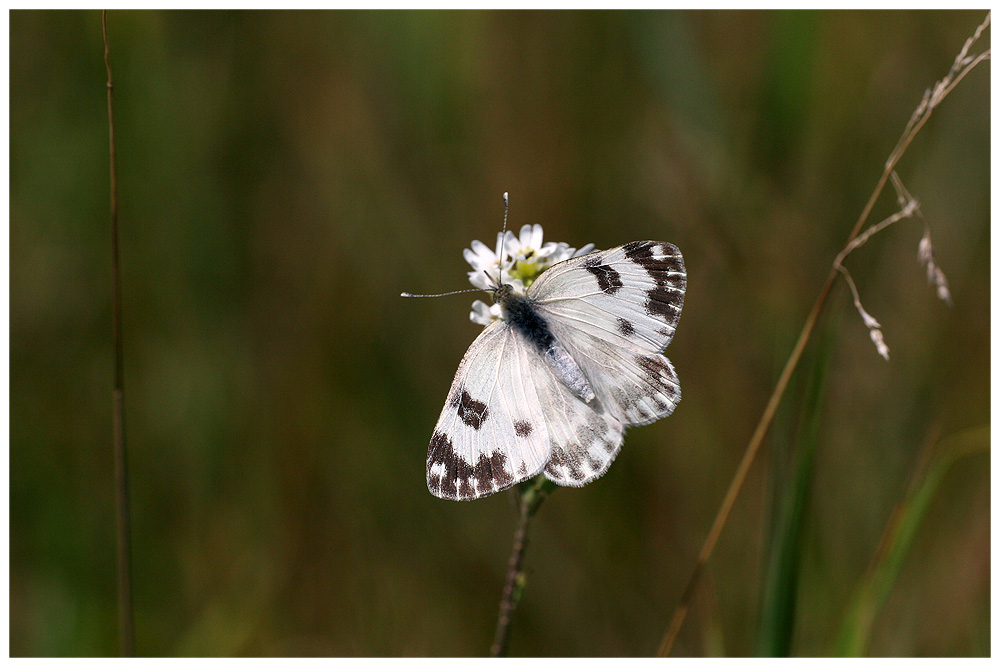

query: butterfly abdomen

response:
[496,287,596,403]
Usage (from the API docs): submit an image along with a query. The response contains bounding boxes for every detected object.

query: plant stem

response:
[103,10,135,657]
[489,477,555,657]
[834,426,989,655]
[656,12,990,656]
[755,332,830,656]
[657,267,838,656]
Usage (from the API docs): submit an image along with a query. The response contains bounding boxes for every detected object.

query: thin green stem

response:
[103,10,135,657]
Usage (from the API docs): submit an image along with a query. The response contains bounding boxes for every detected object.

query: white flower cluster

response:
[463,224,595,326]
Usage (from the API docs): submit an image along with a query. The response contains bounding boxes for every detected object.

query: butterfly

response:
[423,236,686,501]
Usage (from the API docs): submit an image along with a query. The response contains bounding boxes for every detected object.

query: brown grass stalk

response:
[103,10,135,657]
[657,12,990,656]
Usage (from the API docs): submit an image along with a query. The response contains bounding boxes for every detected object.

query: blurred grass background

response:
[9,9,989,657]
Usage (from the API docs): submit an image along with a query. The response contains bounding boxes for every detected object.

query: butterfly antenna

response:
[403,192,511,298]
[496,191,510,288]
[401,287,490,298]
[501,191,509,239]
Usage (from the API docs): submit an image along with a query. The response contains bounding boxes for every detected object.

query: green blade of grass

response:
[755,327,832,656]
[833,425,989,656]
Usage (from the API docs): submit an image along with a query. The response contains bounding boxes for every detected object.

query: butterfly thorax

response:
[493,283,596,403]
[493,285,550,350]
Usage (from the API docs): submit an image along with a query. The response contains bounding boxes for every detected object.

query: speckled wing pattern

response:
[426,322,552,500]
[530,241,685,484]
[427,240,685,500]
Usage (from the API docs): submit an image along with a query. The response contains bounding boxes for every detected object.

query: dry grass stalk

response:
[657,12,989,656]
[103,10,136,656]
[834,171,934,360]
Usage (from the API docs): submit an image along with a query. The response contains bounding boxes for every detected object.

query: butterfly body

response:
[495,285,596,403]
[426,240,686,501]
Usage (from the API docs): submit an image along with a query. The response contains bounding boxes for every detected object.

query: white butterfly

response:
[422,234,686,501]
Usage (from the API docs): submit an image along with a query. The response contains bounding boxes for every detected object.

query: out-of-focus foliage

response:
[10,10,989,656]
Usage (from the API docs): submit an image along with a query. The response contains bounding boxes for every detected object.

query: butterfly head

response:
[463,197,596,326]
[491,282,516,306]
[403,194,596,326]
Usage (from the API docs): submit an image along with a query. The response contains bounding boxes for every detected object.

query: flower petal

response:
[528,224,543,251]
[467,271,493,290]
[469,300,502,326]
[465,240,496,270]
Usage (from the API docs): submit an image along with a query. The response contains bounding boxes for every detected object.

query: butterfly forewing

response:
[427,322,551,500]
[530,241,686,354]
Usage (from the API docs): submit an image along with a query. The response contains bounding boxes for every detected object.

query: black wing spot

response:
[617,317,635,337]
[514,420,534,437]
[428,430,512,499]
[623,241,682,274]
[586,264,624,295]
[635,355,680,402]
[547,445,586,481]
[645,285,684,322]
[622,241,686,322]
[636,354,668,384]
[450,387,489,430]
[474,449,512,493]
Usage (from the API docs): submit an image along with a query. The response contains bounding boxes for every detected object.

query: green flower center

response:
[510,258,546,288]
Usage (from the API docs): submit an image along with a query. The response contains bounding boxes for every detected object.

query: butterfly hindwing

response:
[521,345,625,486]
[544,323,682,427]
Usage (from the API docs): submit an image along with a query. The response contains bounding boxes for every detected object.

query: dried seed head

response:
[869,328,890,361]
[918,229,953,306]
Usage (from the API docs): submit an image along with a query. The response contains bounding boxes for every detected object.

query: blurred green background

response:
[10,10,989,657]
